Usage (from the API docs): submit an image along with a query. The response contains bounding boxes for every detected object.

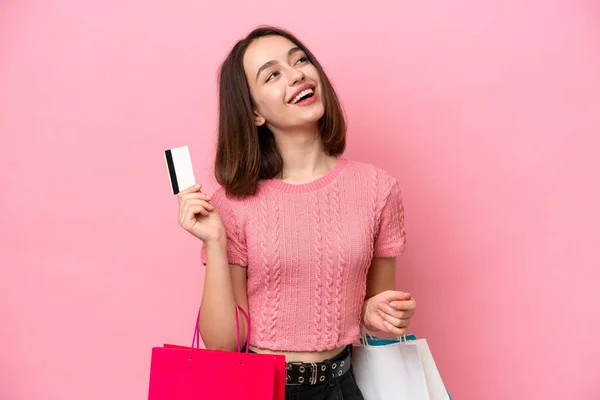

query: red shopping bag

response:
[148,306,286,400]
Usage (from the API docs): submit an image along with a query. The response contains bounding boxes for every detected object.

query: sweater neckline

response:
[264,157,348,194]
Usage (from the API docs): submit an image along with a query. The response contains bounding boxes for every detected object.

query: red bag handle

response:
[189,305,251,360]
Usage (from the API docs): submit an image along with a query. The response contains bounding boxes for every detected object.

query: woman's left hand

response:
[363,290,416,335]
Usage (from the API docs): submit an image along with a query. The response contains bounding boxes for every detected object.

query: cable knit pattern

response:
[267,190,281,343]
[331,178,344,344]
[311,191,324,346]
[258,191,272,342]
[322,183,335,345]
[200,158,407,352]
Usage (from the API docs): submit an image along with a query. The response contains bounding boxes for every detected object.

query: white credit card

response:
[164,145,196,195]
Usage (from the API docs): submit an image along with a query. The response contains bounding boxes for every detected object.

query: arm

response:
[361,256,415,335]
[362,256,398,332]
[362,175,414,335]
[365,256,398,299]
[199,237,249,351]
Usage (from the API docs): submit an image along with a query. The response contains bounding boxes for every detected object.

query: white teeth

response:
[291,88,314,104]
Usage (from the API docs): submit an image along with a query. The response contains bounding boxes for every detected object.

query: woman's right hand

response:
[177,184,225,243]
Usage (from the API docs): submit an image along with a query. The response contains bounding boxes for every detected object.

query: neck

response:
[271,126,337,184]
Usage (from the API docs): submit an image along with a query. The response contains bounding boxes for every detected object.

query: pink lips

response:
[292,91,317,106]
[288,84,315,104]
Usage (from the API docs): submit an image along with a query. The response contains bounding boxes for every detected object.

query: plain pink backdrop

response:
[1,0,599,399]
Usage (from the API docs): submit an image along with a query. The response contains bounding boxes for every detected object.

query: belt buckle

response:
[309,362,318,385]
[285,362,318,386]
[285,362,303,386]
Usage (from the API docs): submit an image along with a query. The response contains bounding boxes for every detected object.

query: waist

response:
[247,344,347,363]
[245,344,354,386]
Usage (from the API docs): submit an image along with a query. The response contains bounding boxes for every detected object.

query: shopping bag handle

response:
[189,305,251,359]
[235,305,251,354]
[360,325,410,346]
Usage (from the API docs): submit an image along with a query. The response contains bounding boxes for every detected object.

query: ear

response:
[254,111,265,127]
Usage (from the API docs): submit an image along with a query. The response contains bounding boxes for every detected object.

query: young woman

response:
[177,26,417,399]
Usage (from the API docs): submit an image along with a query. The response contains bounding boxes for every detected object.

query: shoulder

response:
[344,159,397,180]
[207,186,229,208]
[208,186,250,222]
[343,159,400,195]
[209,186,250,205]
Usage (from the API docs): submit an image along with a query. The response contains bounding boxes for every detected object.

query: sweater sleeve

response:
[200,188,248,267]
[373,179,407,258]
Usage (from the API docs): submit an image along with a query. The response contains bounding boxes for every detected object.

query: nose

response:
[287,66,305,86]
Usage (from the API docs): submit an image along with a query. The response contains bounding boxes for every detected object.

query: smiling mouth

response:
[289,87,315,104]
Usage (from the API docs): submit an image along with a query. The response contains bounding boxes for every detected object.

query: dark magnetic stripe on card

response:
[165,149,179,194]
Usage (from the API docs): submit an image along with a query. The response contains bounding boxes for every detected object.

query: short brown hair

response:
[214,25,346,198]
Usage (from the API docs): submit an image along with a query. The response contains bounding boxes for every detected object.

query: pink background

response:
[1,0,599,399]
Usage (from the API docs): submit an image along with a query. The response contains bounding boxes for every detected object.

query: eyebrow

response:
[255,47,303,81]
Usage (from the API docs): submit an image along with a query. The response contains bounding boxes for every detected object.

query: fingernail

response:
[390,302,397,308]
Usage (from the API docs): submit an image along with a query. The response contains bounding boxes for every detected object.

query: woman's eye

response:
[266,71,279,82]
[295,56,308,65]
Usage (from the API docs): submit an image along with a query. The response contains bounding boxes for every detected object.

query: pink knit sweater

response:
[200,158,406,352]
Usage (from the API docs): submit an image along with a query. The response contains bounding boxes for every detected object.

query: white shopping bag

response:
[410,337,451,400]
[352,335,431,400]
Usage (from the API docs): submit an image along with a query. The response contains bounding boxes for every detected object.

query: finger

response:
[368,318,389,334]
[382,320,406,336]
[180,200,212,219]
[180,192,212,204]
[187,204,210,217]
[177,184,202,198]
[183,199,214,211]
[382,290,412,303]
[187,200,214,215]
[389,298,416,312]
[377,309,410,329]
[378,303,409,319]
[180,198,214,215]
[185,192,212,201]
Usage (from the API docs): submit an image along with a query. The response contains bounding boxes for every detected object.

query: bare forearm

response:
[362,257,398,332]
[199,239,246,351]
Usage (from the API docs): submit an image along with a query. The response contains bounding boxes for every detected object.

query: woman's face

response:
[243,35,325,132]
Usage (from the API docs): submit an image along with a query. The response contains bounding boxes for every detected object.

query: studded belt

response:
[285,346,352,386]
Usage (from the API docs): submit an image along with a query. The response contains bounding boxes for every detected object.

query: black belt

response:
[285,346,352,386]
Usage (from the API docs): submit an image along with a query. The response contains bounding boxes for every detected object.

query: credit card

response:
[164,145,196,195]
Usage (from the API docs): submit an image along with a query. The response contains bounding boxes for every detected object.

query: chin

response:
[270,104,325,130]
[305,103,325,121]
[299,112,325,128]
